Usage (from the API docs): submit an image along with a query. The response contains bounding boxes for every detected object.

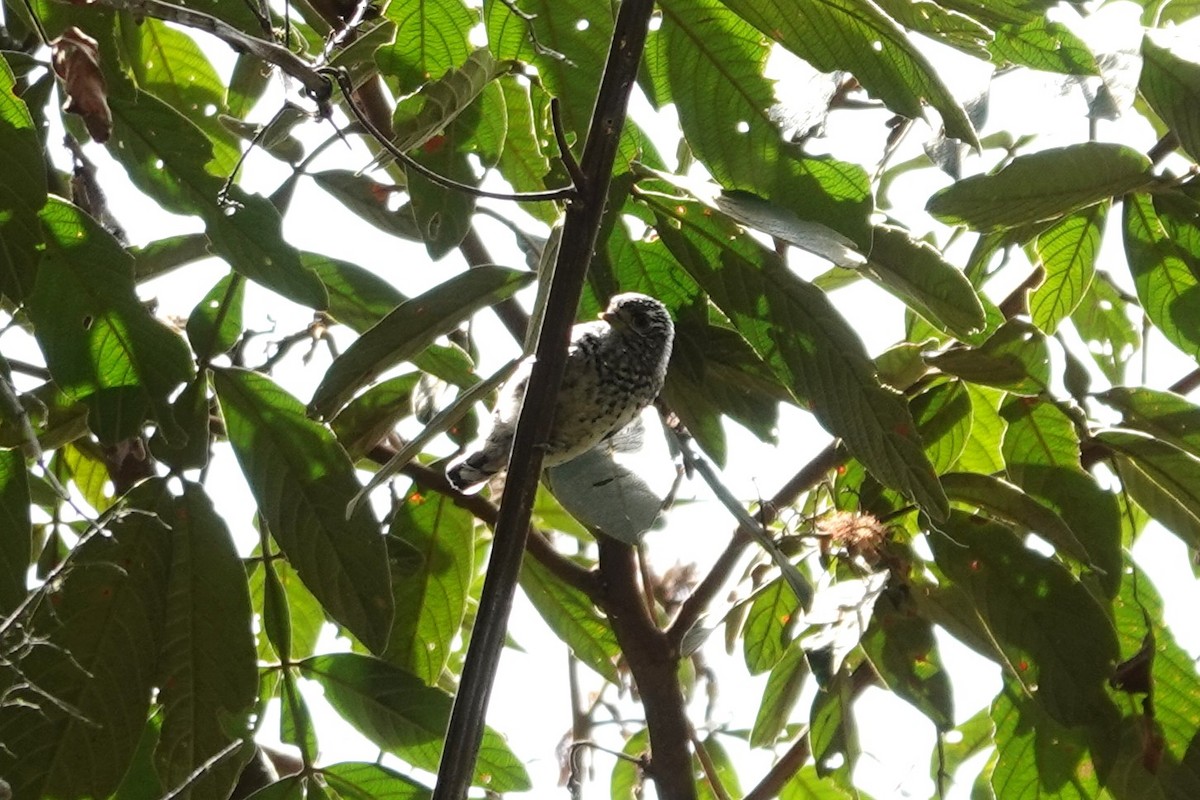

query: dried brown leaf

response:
[51,27,112,143]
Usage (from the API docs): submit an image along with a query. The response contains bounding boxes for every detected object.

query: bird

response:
[446,293,674,492]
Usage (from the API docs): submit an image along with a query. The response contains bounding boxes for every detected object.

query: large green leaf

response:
[910,380,972,474]
[376,0,473,90]
[1123,192,1200,359]
[520,556,621,684]
[865,226,986,339]
[861,590,954,732]
[988,18,1098,75]
[213,367,393,654]
[927,143,1153,231]
[1071,271,1140,384]
[928,511,1120,729]
[927,320,1051,396]
[647,194,948,519]
[391,49,506,152]
[743,578,799,675]
[988,681,1101,798]
[1099,430,1200,550]
[750,643,808,747]
[1096,386,1200,461]
[320,762,431,800]
[0,447,30,614]
[384,492,474,684]
[107,91,327,309]
[0,481,172,799]
[720,0,976,144]
[1140,35,1200,165]
[1001,395,1122,596]
[656,0,874,246]
[299,653,531,791]
[309,266,533,419]
[154,482,257,799]
[1030,202,1106,334]
[27,198,194,445]
[0,56,46,302]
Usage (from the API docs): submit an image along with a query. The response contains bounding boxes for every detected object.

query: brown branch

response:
[458,229,531,342]
[598,537,697,800]
[742,729,811,800]
[431,2,659,797]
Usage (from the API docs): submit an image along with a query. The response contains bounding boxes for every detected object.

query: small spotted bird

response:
[447,293,674,492]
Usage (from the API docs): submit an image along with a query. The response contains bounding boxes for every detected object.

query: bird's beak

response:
[600,310,615,323]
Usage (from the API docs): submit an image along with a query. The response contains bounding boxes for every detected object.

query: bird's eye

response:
[630,311,650,332]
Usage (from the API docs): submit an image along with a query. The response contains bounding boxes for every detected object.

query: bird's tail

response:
[446,450,498,493]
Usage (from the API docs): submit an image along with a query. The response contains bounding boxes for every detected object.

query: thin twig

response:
[321,67,577,204]
[552,96,586,191]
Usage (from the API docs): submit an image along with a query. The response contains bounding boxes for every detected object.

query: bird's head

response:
[600,293,673,340]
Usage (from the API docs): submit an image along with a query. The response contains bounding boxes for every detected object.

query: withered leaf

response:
[51,26,112,143]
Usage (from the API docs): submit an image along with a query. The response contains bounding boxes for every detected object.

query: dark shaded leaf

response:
[309,266,533,419]
[1070,271,1140,384]
[0,447,30,614]
[331,373,422,459]
[1096,386,1200,460]
[1140,35,1200,165]
[647,195,948,519]
[988,680,1101,797]
[928,511,1120,728]
[299,653,531,791]
[941,471,1092,564]
[310,171,421,241]
[861,589,954,731]
[213,367,393,654]
[27,198,194,444]
[0,481,172,799]
[927,143,1152,231]
[154,482,257,799]
[187,272,245,360]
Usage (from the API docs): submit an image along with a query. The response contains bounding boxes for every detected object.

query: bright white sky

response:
[14,0,1200,796]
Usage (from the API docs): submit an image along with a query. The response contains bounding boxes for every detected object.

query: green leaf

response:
[941,472,1093,565]
[147,375,211,471]
[0,481,172,800]
[1029,202,1106,334]
[0,56,46,302]
[27,198,194,444]
[1001,395,1121,595]
[1096,386,1200,460]
[131,233,211,282]
[1099,429,1200,550]
[249,556,326,662]
[495,76,558,224]
[120,17,239,173]
[299,653,531,791]
[656,0,874,246]
[719,0,977,144]
[695,734,742,800]
[910,380,972,474]
[280,670,318,760]
[780,764,855,799]
[1140,35,1200,165]
[213,367,393,654]
[809,674,859,780]
[304,251,406,333]
[321,762,431,800]
[521,556,621,684]
[743,578,798,675]
[385,492,474,683]
[927,320,1051,396]
[0,447,30,614]
[187,271,245,360]
[927,143,1153,231]
[1070,271,1140,384]
[750,643,808,747]
[928,511,1120,728]
[1123,192,1200,359]
[928,708,993,789]
[107,91,328,309]
[988,681,1101,798]
[391,49,506,152]
[376,0,474,90]
[872,0,990,57]
[988,18,1099,75]
[331,373,422,459]
[865,226,986,339]
[309,266,533,419]
[611,728,650,799]
[154,482,257,799]
[309,171,421,241]
[861,589,954,731]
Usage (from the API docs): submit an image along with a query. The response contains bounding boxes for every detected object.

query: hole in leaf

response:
[82,315,93,330]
